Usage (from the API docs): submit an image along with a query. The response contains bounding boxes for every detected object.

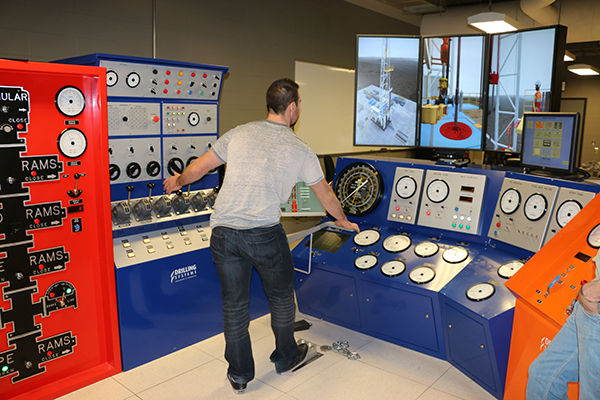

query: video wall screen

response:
[354,35,420,147]
[420,35,486,151]
[486,27,560,153]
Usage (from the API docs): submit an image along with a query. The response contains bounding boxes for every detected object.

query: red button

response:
[31,171,37,177]
[17,123,24,130]
[165,79,170,85]
[153,116,160,122]
[177,90,181,94]
[39,264,44,270]
[34,218,40,224]
[166,70,171,75]
[163,89,168,94]
[191,72,196,77]
[496,222,501,227]
[203,73,207,78]
[426,211,431,216]
[395,206,400,211]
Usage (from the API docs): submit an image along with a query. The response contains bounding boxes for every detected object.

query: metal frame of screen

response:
[484,25,567,154]
[353,34,422,148]
[418,33,487,154]
[520,111,581,175]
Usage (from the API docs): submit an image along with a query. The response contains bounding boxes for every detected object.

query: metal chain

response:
[320,340,361,360]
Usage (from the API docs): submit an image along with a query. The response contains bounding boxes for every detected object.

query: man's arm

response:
[163,150,223,194]
[309,178,359,233]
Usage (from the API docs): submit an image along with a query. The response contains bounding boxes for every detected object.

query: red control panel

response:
[0,59,120,400]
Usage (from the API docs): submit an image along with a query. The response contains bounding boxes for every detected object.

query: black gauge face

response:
[524,193,548,222]
[44,281,77,313]
[334,162,384,216]
[55,86,86,117]
[588,223,600,249]
[500,188,521,215]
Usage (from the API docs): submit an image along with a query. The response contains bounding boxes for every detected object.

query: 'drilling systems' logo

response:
[171,264,197,283]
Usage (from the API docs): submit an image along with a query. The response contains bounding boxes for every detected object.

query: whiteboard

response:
[294,61,382,155]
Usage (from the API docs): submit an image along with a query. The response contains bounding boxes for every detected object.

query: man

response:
[164,78,359,394]
[526,249,600,399]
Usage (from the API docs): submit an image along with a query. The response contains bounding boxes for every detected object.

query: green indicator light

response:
[459,224,464,229]
[452,223,456,228]
[201,91,205,95]
[66,288,72,294]
[466,225,471,230]
[2,366,8,372]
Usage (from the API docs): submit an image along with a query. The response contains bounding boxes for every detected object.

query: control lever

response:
[147,182,155,200]
[67,173,85,198]
[126,185,134,205]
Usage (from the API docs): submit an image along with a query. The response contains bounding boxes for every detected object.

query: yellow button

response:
[127,252,136,258]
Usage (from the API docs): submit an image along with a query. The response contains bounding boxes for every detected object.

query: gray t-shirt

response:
[209,119,324,229]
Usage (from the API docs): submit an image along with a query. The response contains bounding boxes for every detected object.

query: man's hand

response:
[580,281,600,315]
[163,173,182,194]
[335,219,360,233]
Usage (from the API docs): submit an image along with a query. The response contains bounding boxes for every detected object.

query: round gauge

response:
[57,128,87,158]
[524,193,548,222]
[409,266,436,284]
[556,200,583,228]
[382,234,411,253]
[498,260,525,279]
[126,72,141,88]
[500,188,521,215]
[395,176,417,199]
[381,260,406,277]
[188,112,200,126]
[334,162,384,216]
[414,241,439,257]
[353,229,381,247]
[45,281,77,310]
[106,70,118,87]
[55,86,86,117]
[426,179,449,203]
[466,282,496,301]
[442,246,469,263]
[355,254,378,270]
[588,223,600,248]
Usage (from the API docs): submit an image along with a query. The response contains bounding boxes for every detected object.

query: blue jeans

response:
[210,224,298,384]
[527,302,600,399]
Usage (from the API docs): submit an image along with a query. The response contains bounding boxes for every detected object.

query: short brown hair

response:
[266,78,299,115]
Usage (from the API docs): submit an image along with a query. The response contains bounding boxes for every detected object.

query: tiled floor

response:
[57,313,497,400]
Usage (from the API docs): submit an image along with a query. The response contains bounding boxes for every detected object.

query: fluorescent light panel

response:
[467,12,521,34]
[564,50,575,62]
[568,64,600,76]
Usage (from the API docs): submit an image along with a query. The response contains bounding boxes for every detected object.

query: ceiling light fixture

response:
[568,64,600,76]
[564,50,575,62]
[467,12,522,34]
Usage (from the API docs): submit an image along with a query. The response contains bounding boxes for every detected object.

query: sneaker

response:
[276,343,309,375]
[227,373,247,395]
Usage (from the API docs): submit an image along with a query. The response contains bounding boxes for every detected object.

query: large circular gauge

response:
[409,266,436,284]
[498,260,525,279]
[524,193,548,221]
[106,70,118,87]
[588,223,600,249]
[353,229,381,247]
[414,241,439,257]
[466,282,496,301]
[334,162,384,216]
[442,246,469,263]
[188,112,200,126]
[355,254,378,270]
[395,176,417,199]
[381,260,406,277]
[500,188,521,215]
[55,86,86,117]
[57,128,87,158]
[382,234,411,253]
[556,200,583,228]
[126,72,141,88]
[426,179,449,203]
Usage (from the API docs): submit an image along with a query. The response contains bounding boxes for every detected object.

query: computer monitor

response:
[419,34,486,154]
[354,35,421,147]
[520,112,581,175]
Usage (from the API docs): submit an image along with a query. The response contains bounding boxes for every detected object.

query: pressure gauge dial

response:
[126,72,141,88]
[106,70,118,87]
[500,188,521,215]
[442,246,469,263]
[334,162,384,216]
[409,266,436,284]
[57,128,87,158]
[353,229,381,247]
[355,254,378,270]
[426,179,449,203]
[381,260,406,277]
[55,86,86,117]
[556,200,582,228]
[498,260,525,279]
[588,223,600,249]
[524,193,548,221]
[466,282,496,301]
[44,281,77,312]
[395,176,417,199]
[382,234,411,253]
[414,241,439,257]
[188,112,200,126]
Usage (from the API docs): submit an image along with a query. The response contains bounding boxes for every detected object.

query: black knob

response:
[126,185,134,192]
[146,160,161,177]
[109,164,121,181]
[126,162,142,179]
[147,182,155,189]
[167,158,185,175]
